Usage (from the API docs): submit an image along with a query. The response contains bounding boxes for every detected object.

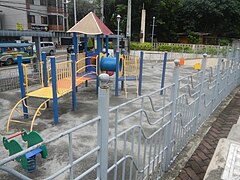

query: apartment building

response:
[0,0,69,42]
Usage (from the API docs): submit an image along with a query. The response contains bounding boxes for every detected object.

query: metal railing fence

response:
[0,48,240,180]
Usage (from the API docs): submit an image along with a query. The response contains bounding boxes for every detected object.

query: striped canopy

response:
[67,12,113,35]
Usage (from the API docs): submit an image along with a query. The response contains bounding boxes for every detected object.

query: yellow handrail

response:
[76,65,97,74]
[6,96,29,132]
[30,99,50,132]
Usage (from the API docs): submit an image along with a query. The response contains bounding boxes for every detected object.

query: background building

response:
[0,0,69,43]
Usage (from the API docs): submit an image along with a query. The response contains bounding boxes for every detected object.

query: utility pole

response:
[100,0,104,21]
[151,16,156,45]
[140,4,146,43]
[126,0,131,53]
[117,15,121,52]
[73,0,77,24]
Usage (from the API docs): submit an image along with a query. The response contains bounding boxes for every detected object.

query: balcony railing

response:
[48,25,64,31]
[47,6,64,14]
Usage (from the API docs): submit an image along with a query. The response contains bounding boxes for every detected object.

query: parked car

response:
[0,43,36,65]
[40,42,55,55]
[67,42,85,53]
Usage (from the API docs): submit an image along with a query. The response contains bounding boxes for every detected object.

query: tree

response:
[178,0,240,38]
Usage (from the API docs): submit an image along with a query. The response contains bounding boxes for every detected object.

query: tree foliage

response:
[68,0,240,42]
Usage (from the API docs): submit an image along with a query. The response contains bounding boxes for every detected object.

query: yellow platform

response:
[27,77,92,99]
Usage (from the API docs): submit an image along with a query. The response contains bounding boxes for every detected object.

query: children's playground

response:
[0,12,234,180]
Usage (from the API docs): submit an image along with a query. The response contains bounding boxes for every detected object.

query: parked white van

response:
[40,42,55,55]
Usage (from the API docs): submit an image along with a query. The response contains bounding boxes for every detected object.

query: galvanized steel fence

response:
[0,48,240,180]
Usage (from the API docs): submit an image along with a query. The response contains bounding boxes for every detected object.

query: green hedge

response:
[130,42,153,50]
[128,42,227,55]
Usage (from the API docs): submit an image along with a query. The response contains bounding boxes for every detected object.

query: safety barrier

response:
[1,48,240,179]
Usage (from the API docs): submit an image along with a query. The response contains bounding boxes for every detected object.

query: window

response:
[48,0,56,6]
[27,0,34,4]
[28,15,35,23]
[58,16,63,25]
[41,16,48,24]
[40,0,47,6]
[58,0,63,8]
[48,15,57,25]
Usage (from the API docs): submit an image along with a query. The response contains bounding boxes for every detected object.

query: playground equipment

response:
[6,11,144,132]
[3,129,47,172]
[194,63,202,70]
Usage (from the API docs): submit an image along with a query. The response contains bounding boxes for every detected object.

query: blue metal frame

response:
[96,35,101,92]
[73,32,78,55]
[50,57,58,124]
[105,35,109,55]
[115,52,119,96]
[160,52,167,95]
[138,51,144,96]
[71,53,77,111]
[17,55,28,118]
[42,52,48,88]
[84,34,88,52]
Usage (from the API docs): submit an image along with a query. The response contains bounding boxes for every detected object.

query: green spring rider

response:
[3,129,48,172]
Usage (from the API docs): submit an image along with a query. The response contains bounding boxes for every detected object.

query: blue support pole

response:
[84,34,88,87]
[115,52,119,96]
[84,34,88,52]
[105,35,109,55]
[71,53,77,111]
[121,79,124,91]
[138,51,144,96]
[17,55,28,118]
[50,57,59,124]
[160,52,168,95]
[96,35,101,93]
[42,52,50,107]
[42,52,48,87]
[73,32,78,55]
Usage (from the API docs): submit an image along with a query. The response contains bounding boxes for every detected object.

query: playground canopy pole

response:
[105,35,109,55]
[17,55,28,118]
[160,52,167,95]
[73,32,78,55]
[84,34,88,52]
[96,35,101,92]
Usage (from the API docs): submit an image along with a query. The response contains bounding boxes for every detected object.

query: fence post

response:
[97,73,110,179]
[164,59,180,171]
[194,54,207,132]
[212,54,222,109]
[17,55,28,118]
[236,48,240,84]
[50,56,58,124]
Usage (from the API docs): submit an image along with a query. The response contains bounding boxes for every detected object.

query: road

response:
[0,49,68,70]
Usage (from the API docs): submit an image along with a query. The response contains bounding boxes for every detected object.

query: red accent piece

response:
[8,131,24,140]
[107,71,114,76]
[92,13,113,35]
